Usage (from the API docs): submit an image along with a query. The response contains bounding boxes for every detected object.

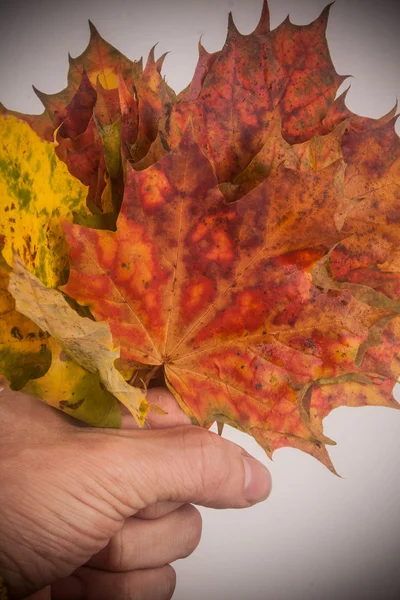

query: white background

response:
[1,1,399,598]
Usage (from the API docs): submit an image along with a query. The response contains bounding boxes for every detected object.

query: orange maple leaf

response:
[61,126,398,472]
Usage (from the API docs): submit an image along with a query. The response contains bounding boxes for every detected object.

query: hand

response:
[0,388,272,600]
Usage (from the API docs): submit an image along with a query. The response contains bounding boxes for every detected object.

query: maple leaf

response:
[54,125,397,472]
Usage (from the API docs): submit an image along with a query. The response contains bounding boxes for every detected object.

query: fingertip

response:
[243,456,272,505]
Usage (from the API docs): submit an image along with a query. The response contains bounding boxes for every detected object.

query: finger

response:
[97,425,272,511]
[135,501,184,520]
[87,504,202,571]
[51,565,175,600]
[120,387,191,429]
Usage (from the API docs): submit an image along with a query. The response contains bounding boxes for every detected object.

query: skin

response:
[0,387,272,600]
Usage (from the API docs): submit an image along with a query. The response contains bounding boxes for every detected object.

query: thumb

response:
[99,425,272,511]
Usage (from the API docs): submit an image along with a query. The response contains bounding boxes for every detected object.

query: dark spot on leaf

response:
[59,351,70,362]
[59,398,85,410]
[10,326,23,340]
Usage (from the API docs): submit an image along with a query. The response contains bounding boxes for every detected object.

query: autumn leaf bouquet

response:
[1,0,399,474]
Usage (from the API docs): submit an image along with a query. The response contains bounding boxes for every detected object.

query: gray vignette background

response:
[0,1,399,598]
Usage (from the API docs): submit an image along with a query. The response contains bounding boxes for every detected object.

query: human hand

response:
[0,388,272,599]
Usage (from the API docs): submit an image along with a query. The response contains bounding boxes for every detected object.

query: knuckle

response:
[195,429,233,496]
[178,504,202,558]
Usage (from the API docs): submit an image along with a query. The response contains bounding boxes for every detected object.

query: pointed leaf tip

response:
[198,34,207,54]
[252,0,270,35]
[88,19,100,37]
[341,85,352,99]
[227,11,241,37]
[32,85,48,104]
[146,43,159,68]
[315,2,335,31]
[338,73,353,85]
[155,51,170,73]
[393,96,399,117]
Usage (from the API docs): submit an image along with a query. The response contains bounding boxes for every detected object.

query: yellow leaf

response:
[8,258,148,425]
[24,337,122,428]
[0,115,88,287]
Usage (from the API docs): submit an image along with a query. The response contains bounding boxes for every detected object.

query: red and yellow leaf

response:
[59,126,398,470]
